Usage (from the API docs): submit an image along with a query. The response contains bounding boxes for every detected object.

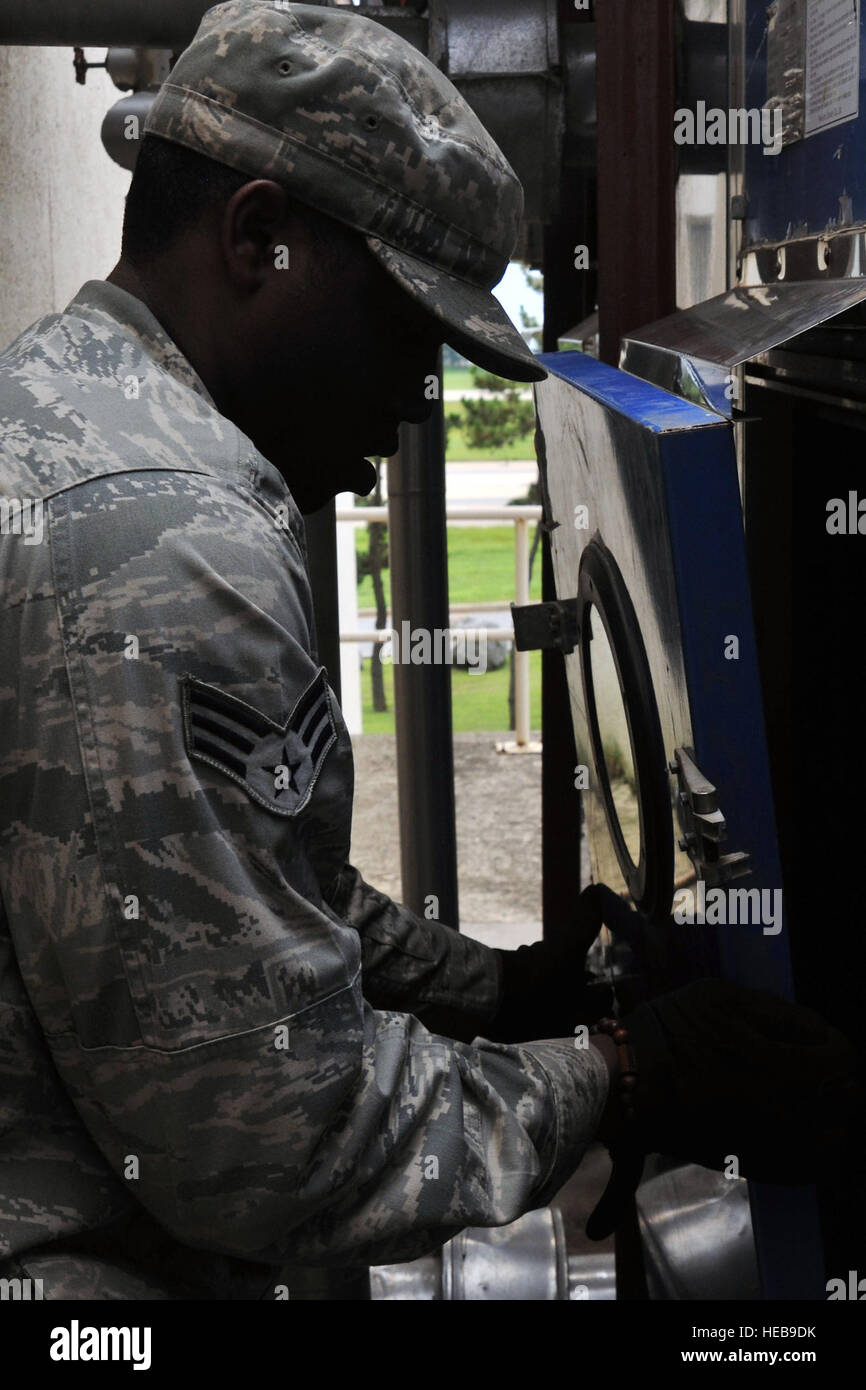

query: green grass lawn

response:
[355,526,543,733]
[360,648,542,734]
[356,525,543,608]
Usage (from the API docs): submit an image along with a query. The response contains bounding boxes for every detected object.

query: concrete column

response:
[0,46,129,348]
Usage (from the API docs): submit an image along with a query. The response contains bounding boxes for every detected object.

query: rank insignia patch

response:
[180,667,337,816]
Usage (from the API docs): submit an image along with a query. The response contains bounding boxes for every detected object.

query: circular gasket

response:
[577,536,673,920]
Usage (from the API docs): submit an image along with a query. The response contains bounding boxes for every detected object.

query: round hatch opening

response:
[577,537,673,920]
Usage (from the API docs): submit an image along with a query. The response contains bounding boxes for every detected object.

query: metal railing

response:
[336,505,543,747]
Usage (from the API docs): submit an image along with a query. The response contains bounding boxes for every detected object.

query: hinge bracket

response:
[510,598,580,654]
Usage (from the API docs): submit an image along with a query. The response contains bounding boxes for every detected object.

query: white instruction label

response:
[805,0,861,137]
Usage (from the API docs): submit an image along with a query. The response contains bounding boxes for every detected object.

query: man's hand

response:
[484,883,632,1043]
[625,977,862,1180]
[587,978,863,1239]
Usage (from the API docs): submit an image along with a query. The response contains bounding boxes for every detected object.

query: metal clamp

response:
[670,746,751,887]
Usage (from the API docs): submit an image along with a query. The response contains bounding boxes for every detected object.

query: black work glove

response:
[484,883,636,1043]
[587,978,863,1240]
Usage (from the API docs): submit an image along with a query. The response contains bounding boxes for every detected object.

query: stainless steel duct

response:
[428,0,564,224]
[371,1208,617,1301]
[637,1164,761,1301]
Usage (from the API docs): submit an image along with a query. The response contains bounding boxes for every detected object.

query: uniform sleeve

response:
[24,468,608,1267]
[329,862,505,1042]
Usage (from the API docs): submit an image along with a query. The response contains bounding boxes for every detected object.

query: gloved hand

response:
[586,978,863,1239]
[484,882,636,1043]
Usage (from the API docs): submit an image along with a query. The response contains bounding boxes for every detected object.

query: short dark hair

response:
[121,134,255,264]
[121,132,363,277]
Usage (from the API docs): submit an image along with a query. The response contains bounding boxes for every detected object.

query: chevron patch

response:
[180,667,337,816]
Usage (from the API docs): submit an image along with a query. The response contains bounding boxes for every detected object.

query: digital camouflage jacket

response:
[0,280,607,1298]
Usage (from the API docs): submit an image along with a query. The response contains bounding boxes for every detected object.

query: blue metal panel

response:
[541,351,791,992]
[537,350,823,1301]
[661,428,793,996]
[539,346,724,433]
[745,0,866,246]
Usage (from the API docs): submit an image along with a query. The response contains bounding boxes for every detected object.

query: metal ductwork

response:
[0,1,723,237]
[371,1208,617,1301]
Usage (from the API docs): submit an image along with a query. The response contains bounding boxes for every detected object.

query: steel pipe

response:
[0,1,213,47]
[387,360,460,929]
[0,1,426,49]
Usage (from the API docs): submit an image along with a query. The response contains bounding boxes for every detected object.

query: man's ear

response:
[220,180,309,290]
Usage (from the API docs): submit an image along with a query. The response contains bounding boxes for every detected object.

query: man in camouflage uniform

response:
[1,1,859,1301]
[0,0,619,1299]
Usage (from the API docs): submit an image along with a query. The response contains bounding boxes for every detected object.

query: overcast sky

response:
[493,262,543,336]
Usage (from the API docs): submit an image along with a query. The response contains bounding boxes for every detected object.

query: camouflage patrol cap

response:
[145,0,546,383]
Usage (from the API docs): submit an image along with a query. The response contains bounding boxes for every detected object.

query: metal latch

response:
[510,598,580,654]
[670,746,751,887]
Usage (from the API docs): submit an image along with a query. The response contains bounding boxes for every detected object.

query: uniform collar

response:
[66,278,220,410]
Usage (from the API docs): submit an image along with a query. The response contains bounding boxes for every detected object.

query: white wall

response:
[0,46,129,350]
